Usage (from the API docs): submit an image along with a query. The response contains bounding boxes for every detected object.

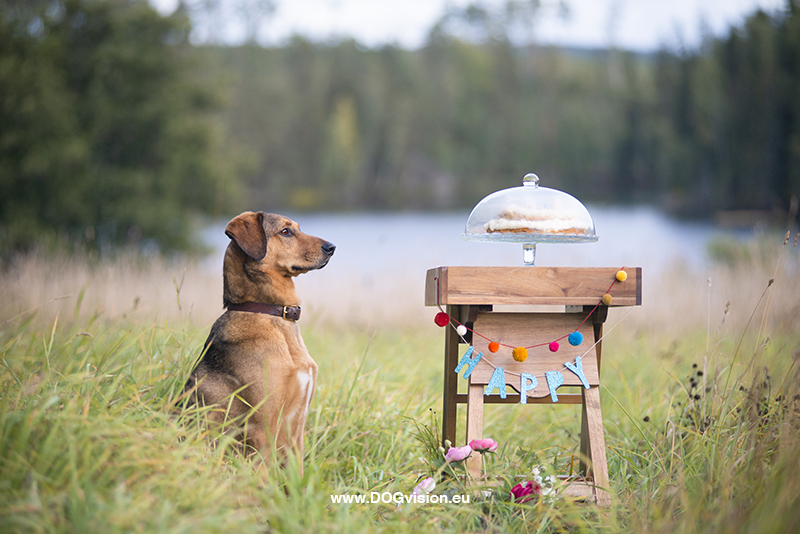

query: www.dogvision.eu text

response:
[330,492,471,505]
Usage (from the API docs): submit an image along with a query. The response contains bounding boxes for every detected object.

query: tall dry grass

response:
[0,252,223,327]
[2,234,798,335]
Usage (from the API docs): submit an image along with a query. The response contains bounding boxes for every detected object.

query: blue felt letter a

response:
[484,367,507,398]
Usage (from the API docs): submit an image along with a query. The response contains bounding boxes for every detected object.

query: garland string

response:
[469,306,635,379]
[434,267,624,349]
[433,267,633,381]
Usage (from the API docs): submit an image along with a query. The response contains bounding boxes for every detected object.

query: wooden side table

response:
[425,266,642,506]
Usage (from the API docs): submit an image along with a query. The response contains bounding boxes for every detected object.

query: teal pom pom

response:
[568,331,583,346]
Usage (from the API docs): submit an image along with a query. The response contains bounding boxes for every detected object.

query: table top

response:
[425,266,642,307]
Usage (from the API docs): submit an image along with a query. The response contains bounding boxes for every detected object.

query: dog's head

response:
[222,211,335,307]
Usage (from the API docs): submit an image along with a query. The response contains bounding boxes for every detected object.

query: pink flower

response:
[444,445,472,462]
[468,438,498,453]
[510,481,542,503]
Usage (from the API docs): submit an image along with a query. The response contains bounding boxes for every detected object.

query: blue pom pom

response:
[568,331,583,346]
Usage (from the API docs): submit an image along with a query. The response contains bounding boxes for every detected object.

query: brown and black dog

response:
[184,211,335,466]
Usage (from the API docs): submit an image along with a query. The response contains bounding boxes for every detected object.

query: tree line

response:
[1,0,798,255]
[0,0,240,255]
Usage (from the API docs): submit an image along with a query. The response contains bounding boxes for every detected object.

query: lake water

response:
[201,207,754,328]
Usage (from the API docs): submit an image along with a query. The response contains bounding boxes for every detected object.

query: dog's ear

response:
[225,211,267,260]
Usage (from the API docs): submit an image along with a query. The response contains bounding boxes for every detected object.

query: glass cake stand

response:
[462,173,598,265]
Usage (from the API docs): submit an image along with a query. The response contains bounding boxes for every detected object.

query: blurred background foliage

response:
[1,0,799,255]
[0,0,241,255]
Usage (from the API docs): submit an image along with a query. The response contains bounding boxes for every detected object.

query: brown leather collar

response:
[227,302,301,321]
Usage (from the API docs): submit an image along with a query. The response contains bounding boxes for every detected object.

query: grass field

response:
[1,235,799,533]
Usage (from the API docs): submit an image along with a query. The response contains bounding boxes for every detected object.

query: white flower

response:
[412,477,436,496]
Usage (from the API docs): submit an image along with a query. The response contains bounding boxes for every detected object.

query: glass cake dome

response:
[463,173,597,265]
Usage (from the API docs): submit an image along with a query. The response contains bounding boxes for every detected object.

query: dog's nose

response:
[322,242,336,256]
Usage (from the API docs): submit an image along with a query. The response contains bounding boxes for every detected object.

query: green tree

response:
[171,0,798,221]
[649,3,800,217]
[0,0,239,255]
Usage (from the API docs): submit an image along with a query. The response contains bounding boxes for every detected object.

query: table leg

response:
[465,382,484,479]
[442,305,460,447]
[582,386,611,506]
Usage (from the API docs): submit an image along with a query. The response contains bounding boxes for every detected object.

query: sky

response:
[150,0,789,51]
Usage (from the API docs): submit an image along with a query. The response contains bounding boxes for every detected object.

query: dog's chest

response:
[268,319,317,421]
[292,364,315,422]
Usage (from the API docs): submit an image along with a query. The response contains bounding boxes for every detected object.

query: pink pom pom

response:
[549,341,559,352]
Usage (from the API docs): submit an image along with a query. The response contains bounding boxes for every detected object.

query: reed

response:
[2,233,798,332]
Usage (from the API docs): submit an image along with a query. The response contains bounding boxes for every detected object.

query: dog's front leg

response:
[237,382,269,456]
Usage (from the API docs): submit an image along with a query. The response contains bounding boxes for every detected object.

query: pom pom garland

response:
[434,312,450,327]
[434,268,625,357]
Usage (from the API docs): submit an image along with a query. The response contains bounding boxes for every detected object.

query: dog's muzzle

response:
[292,241,336,273]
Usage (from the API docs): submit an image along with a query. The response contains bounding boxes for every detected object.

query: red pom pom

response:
[488,341,500,353]
[549,341,559,352]
[434,312,450,327]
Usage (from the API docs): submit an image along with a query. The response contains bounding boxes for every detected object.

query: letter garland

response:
[454,345,590,403]
[436,269,629,404]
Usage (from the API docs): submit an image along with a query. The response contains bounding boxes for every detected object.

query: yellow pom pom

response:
[602,294,613,306]
[616,270,627,282]
[512,347,528,362]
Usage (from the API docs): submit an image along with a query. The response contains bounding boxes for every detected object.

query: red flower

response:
[510,480,542,503]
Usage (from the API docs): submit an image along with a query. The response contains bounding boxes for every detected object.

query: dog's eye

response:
[280,228,292,237]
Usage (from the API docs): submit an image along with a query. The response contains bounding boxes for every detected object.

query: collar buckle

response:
[282,305,301,321]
